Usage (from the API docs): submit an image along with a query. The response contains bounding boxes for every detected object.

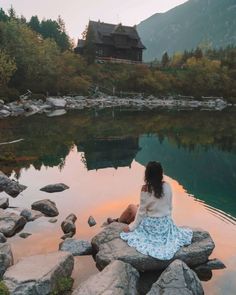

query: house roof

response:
[88,20,146,49]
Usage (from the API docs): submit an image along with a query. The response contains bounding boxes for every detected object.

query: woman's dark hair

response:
[144,161,164,198]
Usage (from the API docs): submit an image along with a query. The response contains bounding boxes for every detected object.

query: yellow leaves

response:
[186,57,221,72]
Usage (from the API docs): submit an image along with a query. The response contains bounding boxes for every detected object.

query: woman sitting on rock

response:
[108,161,193,260]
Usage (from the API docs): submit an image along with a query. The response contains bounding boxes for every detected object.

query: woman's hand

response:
[123,225,130,233]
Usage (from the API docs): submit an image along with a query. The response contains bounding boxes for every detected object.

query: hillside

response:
[137,0,236,61]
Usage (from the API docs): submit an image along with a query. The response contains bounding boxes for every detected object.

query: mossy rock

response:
[50,277,74,295]
[0,281,10,295]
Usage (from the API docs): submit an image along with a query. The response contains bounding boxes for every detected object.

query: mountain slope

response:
[137,0,236,61]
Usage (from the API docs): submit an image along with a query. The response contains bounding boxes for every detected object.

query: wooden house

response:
[75,20,146,63]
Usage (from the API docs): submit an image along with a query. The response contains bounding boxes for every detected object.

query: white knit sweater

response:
[129,182,173,231]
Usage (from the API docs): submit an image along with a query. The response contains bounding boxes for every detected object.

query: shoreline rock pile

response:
[0,95,232,119]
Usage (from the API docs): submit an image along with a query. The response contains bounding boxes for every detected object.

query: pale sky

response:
[1,0,187,42]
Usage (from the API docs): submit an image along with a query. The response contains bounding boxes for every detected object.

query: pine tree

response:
[161,52,170,67]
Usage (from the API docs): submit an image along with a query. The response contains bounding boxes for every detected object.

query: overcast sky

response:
[1,0,187,41]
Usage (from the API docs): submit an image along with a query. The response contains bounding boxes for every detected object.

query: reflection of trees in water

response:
[76,137,140,170]
[0,108,235,176]
[136,135,236,217]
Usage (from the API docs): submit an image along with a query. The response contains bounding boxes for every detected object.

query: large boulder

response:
[92,222,215,272]
[0,197,9,209]
[46,98,67,109]
[31,199,59,217]
[3,251,74,295]
[59,239,93,256]
[0,209,26,237]
[0,243,13,278]
[40,183,69,193]
[72,260,139,295]
[0,171,27,197]
[147,259,204,295]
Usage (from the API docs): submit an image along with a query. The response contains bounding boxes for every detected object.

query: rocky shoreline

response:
[0,95,234,119]
[0,170,226,295]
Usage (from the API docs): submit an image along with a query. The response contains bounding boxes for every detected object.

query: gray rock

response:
[31,199,59,217]
[0,233,7,243]
[88,216,96,227]
[65,213,77,223]
[204,258,226,269]
[92,223,215,272]
[0,243,13,278]
[48,218,57,223]
[0,171,27,197]
[59,239,93,256]
[61,214,76,232]
[40,183,69,193]
[20,208,43,221]
[0,109,10,118]
[0,197,9,209]
[3,251,74,295]
[61,220,76,234]
[194,258,226,278]
[72,260,139,295]
[19,232,32,239]
[0,209,27,237]
[147,260,204,295]
[46,97,67,109]
[11,106,25,116]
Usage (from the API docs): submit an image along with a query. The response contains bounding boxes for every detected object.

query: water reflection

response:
[1,108,235,217]
[76,137,140,170]
[0,106,236,294]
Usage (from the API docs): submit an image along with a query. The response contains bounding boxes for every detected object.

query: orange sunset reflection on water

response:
[7,147,236,294]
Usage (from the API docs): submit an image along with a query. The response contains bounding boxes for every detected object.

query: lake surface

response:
[0,108,236,294]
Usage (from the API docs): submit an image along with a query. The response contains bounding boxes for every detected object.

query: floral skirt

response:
[120,216,193,260]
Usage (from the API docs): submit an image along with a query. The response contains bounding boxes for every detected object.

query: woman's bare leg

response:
[118,204,138,224]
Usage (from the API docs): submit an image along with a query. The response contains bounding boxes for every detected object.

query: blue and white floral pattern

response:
[120,216,193,260]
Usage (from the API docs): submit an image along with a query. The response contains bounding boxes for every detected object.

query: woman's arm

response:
[127,187,148,231]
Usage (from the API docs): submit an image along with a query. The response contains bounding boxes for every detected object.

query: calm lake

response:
[0,108,236,294]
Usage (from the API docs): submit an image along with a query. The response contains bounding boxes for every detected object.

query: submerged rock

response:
[31,199,59,217]
[0,243,13,278]
[88,216,96,227]
[72,260,139,295]
[0,209,26,237]
[20,208,43,221]
[59,239,93,256]
[40,183,69,193]
[3,251,74,294]
[19,232,32,239]
[147,259,204,295]
[92,222,215,272]
[48,218,57,223]
[0,197,9,209]
[0,171,27,197]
